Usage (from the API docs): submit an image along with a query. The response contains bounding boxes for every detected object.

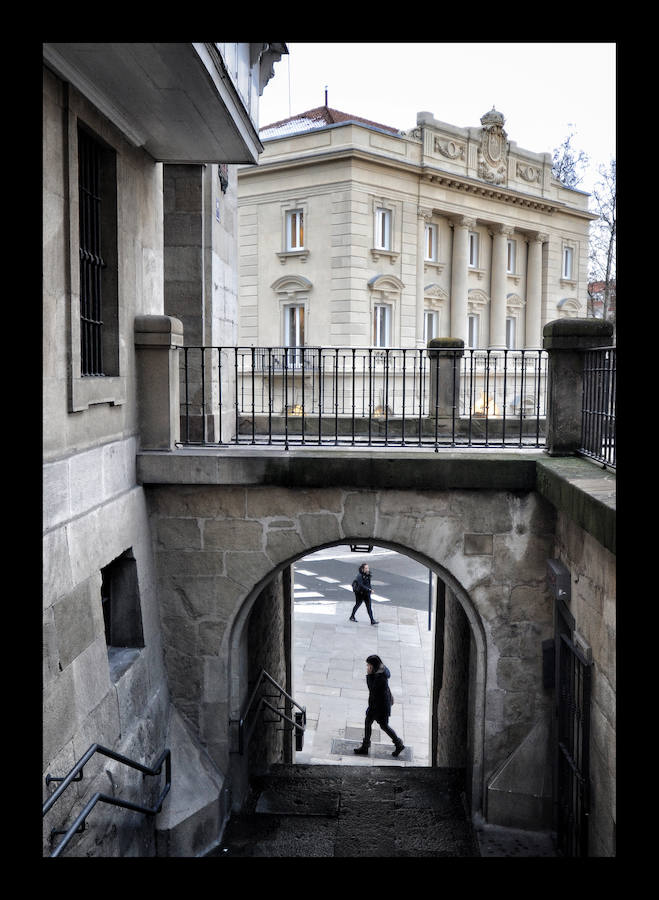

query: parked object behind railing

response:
[43,743,171,857]
[579,346,616,469]
[179,345,548,450]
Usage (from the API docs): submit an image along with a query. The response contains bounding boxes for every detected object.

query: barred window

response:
[77,126,118,376]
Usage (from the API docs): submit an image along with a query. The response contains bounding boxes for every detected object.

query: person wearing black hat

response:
[354,654,405,758]
[349,563,378,625]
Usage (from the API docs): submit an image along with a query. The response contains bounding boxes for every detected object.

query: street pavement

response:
[292,547,435,767]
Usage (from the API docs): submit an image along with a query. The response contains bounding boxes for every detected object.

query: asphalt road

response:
[293,545,433,615]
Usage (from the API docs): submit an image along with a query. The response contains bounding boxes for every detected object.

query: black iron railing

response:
[43,743,171,857]
[232,669,306,755]
[579,346,616,469]
[179,346,548,450]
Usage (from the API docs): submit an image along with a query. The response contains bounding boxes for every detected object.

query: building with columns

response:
[238,105,596,354]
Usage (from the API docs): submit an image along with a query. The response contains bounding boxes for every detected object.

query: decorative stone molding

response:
[516,162,541,184]
[556,298,581,318]
[271,274,313,298]
[367,273,405,297]
[370,248,400,264]
[276,248,309,264]
[434,137,466,160]
[506,292,526,311]
[468,288,489,313]
[478,108,509,186]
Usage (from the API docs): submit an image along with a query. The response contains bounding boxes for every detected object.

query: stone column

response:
[543,318,614,456]
[427,337,464,419]
[417,208,432,346]
[134,315,183,450]
[525,232,547,348]
[489,224,513,349]
[450,217,474,343]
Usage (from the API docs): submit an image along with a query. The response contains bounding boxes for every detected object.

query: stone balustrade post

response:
[543,318,614,456]
[134,315,184,450]
[428,337,464,419]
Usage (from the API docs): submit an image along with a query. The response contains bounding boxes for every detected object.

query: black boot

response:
[353,741,370,755]
[392,739,405,758]
[349,615,357,621]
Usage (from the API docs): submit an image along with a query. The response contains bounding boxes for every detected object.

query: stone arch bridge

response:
[139,447,567,837]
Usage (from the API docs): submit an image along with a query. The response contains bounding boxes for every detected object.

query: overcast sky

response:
[259,42,616,194]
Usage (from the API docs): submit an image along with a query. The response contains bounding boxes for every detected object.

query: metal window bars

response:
[78,128,106,376]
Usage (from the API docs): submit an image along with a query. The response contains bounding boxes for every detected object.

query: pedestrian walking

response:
[354,654,405,758]
[349,563,378,625]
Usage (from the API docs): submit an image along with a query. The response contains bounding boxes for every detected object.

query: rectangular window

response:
[375,208,392,250]
[424,310,438,343]
[78,126,118,376]
[468,314,479,348]
[373,304,391,347]
[563,246,574,280]
[286,209,304,250]
[507,239,516,274]
[425,223,438,261]
[468,232,479,268]
[285,304,305,365]
[506,316,516,350]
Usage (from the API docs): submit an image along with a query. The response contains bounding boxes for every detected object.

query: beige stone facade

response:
[238,107,597,352]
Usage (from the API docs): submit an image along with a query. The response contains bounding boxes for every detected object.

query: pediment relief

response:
[424,283,449,301]
[367,274,405,293]
[506,293,525,309]
[557,297,581,317]
[271,274,313,295]
[468,288,489,310]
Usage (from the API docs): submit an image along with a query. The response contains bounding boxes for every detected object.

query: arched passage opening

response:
[225,538,487,820]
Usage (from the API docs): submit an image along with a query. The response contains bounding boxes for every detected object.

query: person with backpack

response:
[349,563,378,625]
[353,654,405,758]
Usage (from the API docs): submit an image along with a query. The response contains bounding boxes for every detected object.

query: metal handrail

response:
[43,743,171,857]
[235,669,306,755]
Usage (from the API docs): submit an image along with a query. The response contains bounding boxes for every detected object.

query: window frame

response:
[373,303,392,347]
[425,223,438,261]
[468,313,479,348]
[505,316,516,350]
[506,238,516,274]
[468,231,479,268]
[286,208,304,251]
[375,207,392,251]
[67,110,125,412]
[424,309,438,343]
[562,245,574,280]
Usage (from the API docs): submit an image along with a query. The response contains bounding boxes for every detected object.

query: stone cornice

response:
[239,145,598,221]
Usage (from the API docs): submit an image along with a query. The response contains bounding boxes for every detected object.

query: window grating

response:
[78,128,106,376]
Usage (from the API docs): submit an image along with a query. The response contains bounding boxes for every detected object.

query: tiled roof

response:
[260,106,401,140]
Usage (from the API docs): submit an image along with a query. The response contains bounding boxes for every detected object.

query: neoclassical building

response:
[238,105,597,353]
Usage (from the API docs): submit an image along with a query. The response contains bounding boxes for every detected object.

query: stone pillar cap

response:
[427,337,465,349]
[543,317,613,350]
[135,314,184,346]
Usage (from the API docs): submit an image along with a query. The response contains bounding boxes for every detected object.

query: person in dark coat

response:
[349,563,379,625]
[354,654,405,757]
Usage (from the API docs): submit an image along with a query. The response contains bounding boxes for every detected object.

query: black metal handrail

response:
[233,669,306,755]
[179,345,548,450]
[43,743,171,857]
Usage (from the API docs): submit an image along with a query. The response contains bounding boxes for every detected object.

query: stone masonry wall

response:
[553,511,616,857]
[145,481,556,815]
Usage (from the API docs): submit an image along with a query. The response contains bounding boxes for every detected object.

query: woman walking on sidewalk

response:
[354,654,405,758]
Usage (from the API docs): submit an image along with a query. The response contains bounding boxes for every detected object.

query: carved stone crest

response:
[478,107,509,185]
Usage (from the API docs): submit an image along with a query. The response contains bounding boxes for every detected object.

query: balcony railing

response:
[579,346,616,469]
[179,346,548,449]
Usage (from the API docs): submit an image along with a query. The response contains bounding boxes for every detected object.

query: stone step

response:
[209,765,480,857]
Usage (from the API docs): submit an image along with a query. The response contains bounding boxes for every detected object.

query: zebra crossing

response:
[294,567,392,604]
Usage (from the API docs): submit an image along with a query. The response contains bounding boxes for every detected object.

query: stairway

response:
[209,764,480,857]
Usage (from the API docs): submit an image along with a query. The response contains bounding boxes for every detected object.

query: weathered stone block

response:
[203,518,263,551]
[53,579,99,670]
[156,518,202,550]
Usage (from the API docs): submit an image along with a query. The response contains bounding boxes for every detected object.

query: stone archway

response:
[223,535,488,817]
[150,481,555,824]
